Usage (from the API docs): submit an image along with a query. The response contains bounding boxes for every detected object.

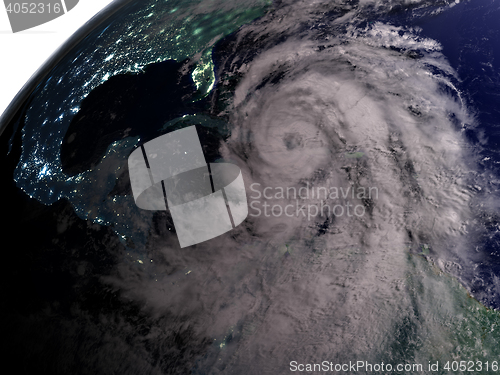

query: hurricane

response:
[101,1,493,373]
[3,0,500,374]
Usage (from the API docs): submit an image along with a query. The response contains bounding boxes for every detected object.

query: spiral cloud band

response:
[128,126,248,248]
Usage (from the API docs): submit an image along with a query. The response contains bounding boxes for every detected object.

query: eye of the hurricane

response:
[283,132,303,150]
[252,114,330,178]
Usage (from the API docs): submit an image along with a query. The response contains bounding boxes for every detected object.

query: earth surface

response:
[2,0,500,374]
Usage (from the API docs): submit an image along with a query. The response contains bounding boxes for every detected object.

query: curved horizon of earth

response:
[2,0,500,373]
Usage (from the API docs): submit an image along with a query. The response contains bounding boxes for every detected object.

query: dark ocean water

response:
[415,0,500,308]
